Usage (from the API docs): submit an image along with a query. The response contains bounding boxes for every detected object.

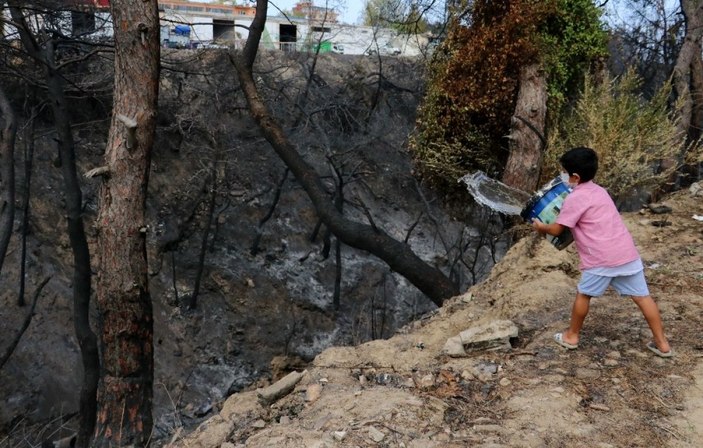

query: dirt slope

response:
[172,185,703,448]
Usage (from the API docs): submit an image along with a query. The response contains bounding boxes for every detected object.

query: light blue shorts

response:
[578,270,650,297]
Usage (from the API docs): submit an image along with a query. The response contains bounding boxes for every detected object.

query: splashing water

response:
[459,171,532,216]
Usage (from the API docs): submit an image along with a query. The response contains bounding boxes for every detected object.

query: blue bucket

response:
[520,177,574,250]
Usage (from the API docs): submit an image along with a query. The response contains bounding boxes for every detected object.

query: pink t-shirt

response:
[556,181,639,270]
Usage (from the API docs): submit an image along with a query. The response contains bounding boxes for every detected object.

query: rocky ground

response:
[171,184,703,448]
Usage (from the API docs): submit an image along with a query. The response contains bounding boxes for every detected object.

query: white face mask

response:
[560,172,571,185]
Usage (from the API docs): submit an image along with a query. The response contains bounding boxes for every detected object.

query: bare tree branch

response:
[0,276,51,371]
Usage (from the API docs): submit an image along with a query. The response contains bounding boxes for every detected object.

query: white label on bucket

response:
[537,191,569,224]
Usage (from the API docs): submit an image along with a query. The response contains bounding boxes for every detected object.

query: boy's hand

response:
[532,219,566,237]
[532,218,546,234]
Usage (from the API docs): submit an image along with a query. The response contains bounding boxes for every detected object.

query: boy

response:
[532,147,672,357]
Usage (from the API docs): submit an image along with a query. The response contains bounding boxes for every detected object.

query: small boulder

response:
[442,320,518,357]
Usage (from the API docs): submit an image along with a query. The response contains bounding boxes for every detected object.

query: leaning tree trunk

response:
[230,0,459,307]
[93,1,160,446]
[502,63,547,193]
[672,0,703,147]
[0,83,16,278]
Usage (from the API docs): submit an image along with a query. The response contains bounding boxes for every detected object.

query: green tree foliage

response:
[544,70,685,201]
[411,0,607,194]
[363,0,402,26]
[399,3,429,34]
[363,0,429,33]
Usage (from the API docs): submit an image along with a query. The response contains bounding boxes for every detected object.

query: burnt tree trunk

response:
[0,276,51,370]
[189,163,218,309]
[502,63,547,193]
[230,0,459,307]
[0,83,16,279]
[44,46,101,448]
[7,4,99,446]
[18,111,35,307]
[672,0,703,148]
[689,50,703,144]
[93,0,160,446]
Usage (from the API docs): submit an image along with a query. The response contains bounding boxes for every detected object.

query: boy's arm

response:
[532,219,566,236]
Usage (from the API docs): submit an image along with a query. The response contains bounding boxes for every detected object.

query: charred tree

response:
[230,0,459,306]
[251,168,288,256]
[93,0,160,445]
[672,0,703,149]
[18,107,36,307]
[0,83,16,280]
[502,63,547,193]
[690,50,703,144]
[189,161,218,309]
[7,4,99,446]
[0,276,51,371]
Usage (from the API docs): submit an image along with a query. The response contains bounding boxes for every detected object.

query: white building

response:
[2,2,430,56]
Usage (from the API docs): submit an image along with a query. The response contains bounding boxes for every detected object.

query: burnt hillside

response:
[0,50,507,439]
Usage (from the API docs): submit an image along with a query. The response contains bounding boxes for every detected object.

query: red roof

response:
[70,0,110,7]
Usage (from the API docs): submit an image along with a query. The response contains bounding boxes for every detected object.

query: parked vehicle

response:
[366,44,401,56]
[332,44,344,54]
[161,24,191,48]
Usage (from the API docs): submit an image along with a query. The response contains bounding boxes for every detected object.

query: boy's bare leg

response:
[562,293,591,345]
[632,295,670,353]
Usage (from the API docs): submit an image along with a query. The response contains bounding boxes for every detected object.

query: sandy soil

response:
[172,185,703,448]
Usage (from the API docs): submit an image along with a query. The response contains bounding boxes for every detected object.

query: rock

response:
[333,431,347,441]
[648,204,672,214]
[305,383,322,403]
[689,181,703,196]
[575,368,600,379]
[442,336,466,357]
[279,415,291,424]
[251,419,266,428]
[442,320,518,357]
[589,403,611,412]
[192,416,234,448]
[499,377,511,386]
[368,426,386,442]
[418,373,436,388]
[604,359,618,367]
[473,361,500,376]
[220,391,261,420]
[652,220,672,227]
[256,370,306,406]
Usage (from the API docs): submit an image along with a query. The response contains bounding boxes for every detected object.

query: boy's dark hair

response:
[559,146,598,182]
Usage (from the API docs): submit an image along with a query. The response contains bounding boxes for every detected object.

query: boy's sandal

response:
[646,341,673,358]
[553,332,578,350]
